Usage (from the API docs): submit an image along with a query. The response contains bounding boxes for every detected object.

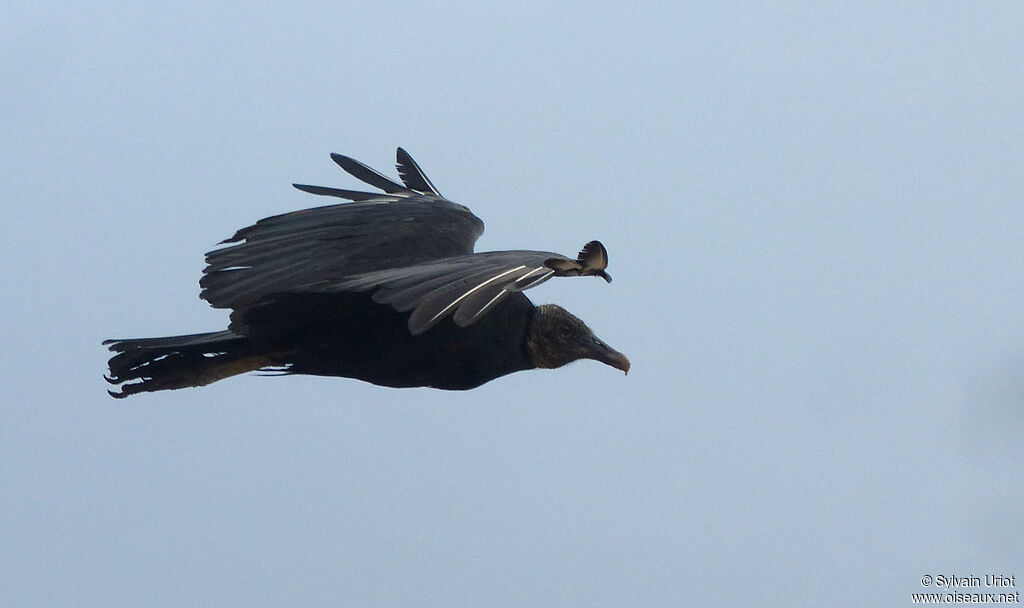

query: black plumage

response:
[104,148,629,398]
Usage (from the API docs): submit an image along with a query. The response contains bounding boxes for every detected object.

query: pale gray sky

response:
[3,3,1023,606]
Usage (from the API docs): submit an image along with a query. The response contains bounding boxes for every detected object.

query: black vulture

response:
[104,148,629,398]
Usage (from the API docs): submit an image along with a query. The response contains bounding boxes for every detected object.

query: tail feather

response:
[104,330,271,398]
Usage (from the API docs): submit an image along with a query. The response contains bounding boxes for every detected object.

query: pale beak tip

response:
[612,353,631,375]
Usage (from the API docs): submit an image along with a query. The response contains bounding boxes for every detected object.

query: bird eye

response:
[592,337,605,347]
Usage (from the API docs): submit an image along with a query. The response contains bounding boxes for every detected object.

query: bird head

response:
[526,304,630,375]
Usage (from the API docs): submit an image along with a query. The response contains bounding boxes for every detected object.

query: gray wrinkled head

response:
[526,304,630,374]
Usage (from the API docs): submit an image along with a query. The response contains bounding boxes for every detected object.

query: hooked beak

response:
[595,342,631,375]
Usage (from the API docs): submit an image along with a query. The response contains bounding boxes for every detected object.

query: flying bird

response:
[104,148,629,397]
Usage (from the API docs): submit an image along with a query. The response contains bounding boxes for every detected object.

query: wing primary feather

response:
[512,266,547,287]
[292,184,391,201]
[514,268,556,291]
[375,264,509,312]
[330,153,409,193]
[459,287,511,326]
[424,265,527,325]
[395,148,441,195]
[412,265,527,334]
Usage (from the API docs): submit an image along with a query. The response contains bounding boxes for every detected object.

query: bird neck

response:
[525,306,560,370]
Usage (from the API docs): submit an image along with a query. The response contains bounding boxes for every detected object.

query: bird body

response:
[104,149,629,397]
[244,291,536,390]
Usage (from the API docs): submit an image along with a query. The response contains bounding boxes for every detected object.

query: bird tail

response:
[103,330,271,398]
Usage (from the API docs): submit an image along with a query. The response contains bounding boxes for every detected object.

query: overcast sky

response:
[3,3,1023,606]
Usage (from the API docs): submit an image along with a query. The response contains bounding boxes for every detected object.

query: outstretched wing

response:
[305,242,611,335]
[201,149,612,336]
[200,150,484,311]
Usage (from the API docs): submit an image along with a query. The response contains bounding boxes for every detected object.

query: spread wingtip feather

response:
[330,153,409,194]
[395,147,441,196]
